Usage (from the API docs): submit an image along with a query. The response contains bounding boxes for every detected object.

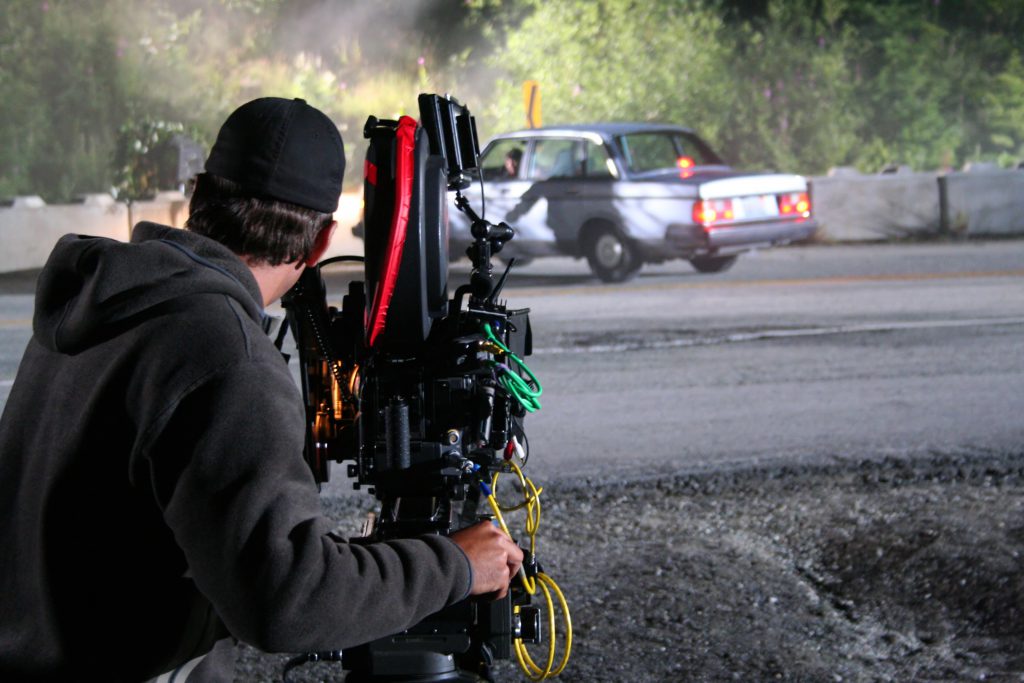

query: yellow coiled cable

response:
[485,459,572,680]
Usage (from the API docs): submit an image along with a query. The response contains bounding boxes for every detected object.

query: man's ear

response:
[304,220,337,267]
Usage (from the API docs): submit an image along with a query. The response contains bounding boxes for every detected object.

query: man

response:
[0,97,523,681]
[503,147,522,179]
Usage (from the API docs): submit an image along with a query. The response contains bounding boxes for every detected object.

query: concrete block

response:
[941,170,1024,236]
[0,190,366,274]
[77,193,117,207]
[809,172,941,241]
[0,195,184,273]
[10,196,45,209]
[962,161,1000,173]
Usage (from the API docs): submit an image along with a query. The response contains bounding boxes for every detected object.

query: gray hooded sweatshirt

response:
[0,223,471,681]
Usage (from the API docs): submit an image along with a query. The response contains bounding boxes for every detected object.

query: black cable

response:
[477,158,487,222]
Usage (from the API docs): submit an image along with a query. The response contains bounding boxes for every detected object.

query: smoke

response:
[259,0,514,163]
[273,0,441,64]
[269,0,507,114]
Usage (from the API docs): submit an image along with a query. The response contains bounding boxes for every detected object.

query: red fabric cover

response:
[366,115,417,347]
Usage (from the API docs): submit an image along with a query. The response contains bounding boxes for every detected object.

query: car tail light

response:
[778,192,811,218]
[677,156,695,179]
[692,199,735,226]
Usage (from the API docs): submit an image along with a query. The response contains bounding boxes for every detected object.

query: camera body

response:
[282,94,538,682]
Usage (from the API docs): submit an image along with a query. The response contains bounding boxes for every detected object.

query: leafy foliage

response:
[982,51,1024,165]
[482,2,728,136]
[485,0,1024,174]
[705,2,862,173]
[2,0,1024,201]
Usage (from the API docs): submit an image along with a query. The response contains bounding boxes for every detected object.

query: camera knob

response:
[470,218,491,239]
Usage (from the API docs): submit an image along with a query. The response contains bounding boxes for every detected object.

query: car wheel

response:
[585,226,641,283]
[689,255,738,274]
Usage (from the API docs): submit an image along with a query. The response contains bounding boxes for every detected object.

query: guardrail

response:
[1,167,1022,273]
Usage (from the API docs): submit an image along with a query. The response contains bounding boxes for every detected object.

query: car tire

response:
[688,255,738,274]
[585,225,641,283]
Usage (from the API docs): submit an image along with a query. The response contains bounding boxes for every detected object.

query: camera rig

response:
[279,94,570,682]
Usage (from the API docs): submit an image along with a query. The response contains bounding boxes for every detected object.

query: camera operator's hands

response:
[451,521,524,599]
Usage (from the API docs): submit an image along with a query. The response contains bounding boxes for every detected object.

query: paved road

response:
[474,243,1024,484]
[2,241,1023,490]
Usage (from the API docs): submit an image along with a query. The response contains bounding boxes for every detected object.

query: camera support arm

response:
[455,192,515,303]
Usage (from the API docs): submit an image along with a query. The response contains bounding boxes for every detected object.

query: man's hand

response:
[450,521,524,599]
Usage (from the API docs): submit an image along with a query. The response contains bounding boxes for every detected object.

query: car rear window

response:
[616,131,723,173]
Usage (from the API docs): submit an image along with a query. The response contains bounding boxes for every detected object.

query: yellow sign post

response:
[523,80,542,129]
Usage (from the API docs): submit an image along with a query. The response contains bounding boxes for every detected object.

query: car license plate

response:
[731,195,779,220]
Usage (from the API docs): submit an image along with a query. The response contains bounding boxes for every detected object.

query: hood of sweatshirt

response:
[33,222,265,354]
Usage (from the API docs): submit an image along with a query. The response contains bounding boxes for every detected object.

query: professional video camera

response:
[279,94,571,683]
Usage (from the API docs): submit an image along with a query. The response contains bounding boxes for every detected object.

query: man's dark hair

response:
[186,173,334,266]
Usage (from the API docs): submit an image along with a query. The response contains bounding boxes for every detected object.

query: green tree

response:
[982,51,1024,165]
[0,1,130,201]
[0,0,275,201]
[711,0,862,174]
[843,4,977,171]
[0,0,493,199]
[482,2,729,139]
[483,0,861,174]
[6,0,1024,200]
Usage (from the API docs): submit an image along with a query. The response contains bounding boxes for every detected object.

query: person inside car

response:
[502,147,522,179]
[0,96,523,682]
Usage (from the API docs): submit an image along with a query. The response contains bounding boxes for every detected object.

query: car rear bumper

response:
[662,219,818,257]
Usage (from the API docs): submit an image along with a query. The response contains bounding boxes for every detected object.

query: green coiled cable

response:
[483,322,543,412]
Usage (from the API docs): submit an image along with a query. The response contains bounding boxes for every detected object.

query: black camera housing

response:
[281,94,537,682]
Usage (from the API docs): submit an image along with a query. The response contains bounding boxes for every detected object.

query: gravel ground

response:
[235,451,1024,682]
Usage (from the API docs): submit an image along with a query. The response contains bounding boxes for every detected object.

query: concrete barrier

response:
[1,169,1021,272]
[0,191,364,274]
[809,165,1024,242]
[0,193,140,273]
[809,168,942,241]
[940,168,1024,237]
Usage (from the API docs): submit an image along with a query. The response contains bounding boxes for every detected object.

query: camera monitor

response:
[362,121,446,352]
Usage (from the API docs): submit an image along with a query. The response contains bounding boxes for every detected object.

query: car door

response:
[475,137,529,221]
[579,137,621,230]
[514,137,585,254]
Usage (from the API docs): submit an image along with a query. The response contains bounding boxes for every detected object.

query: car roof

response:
[489,122,699,142]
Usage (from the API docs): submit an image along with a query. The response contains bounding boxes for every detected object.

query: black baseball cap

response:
[204,97,345,213]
